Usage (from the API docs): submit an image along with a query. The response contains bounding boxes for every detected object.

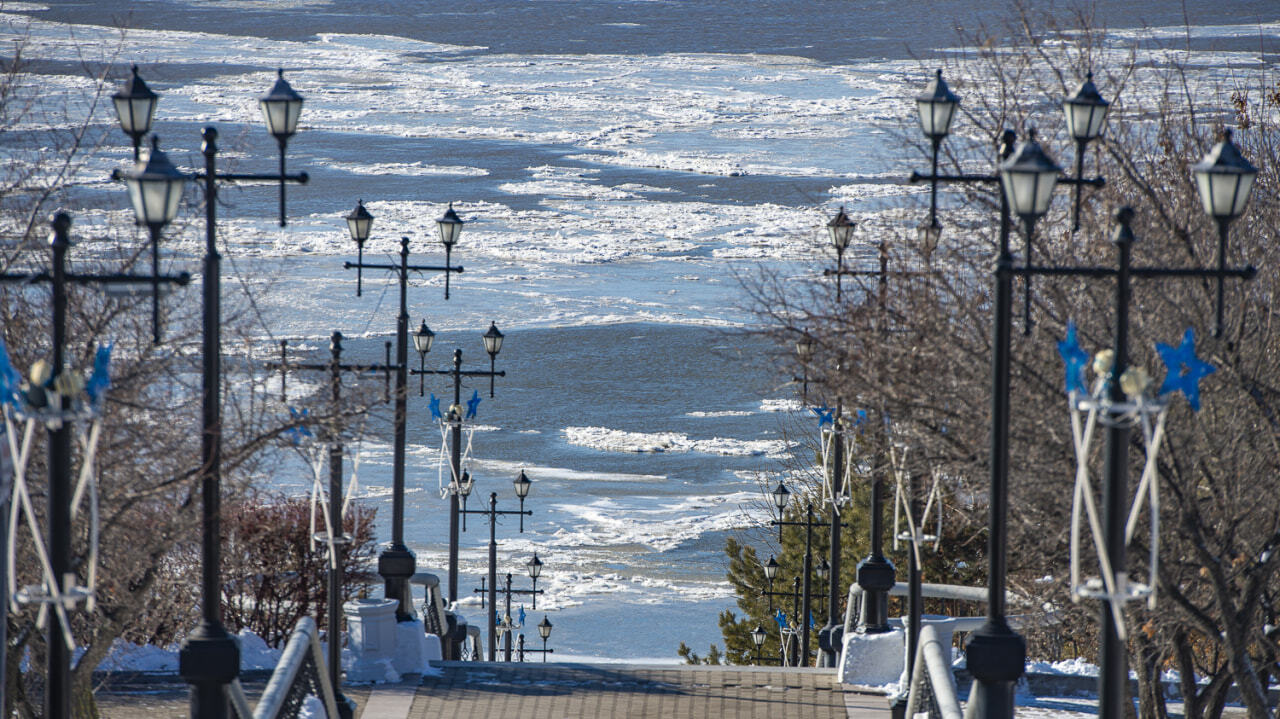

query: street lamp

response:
[527,552,544,606]
[514,468,532,530]
[794,332,815,402]
[916,69,959,243]
[1192,129,1257,337]
[437,203,464,300]
[1000,129,1063,334]
[750,624,773,665]
[112,65,159,161]
[121,137,187,344]
[344,210,465,622]
[519,615,555,663]
[413,320,435,396]
[112,68,307,719]
[462,483,534,660]
[826,207,856,302]
[770,499,834,667]
[345,200,374,296]
[1,213,188,719]
[412,334,506,607]
[259,69,304,226]
[483,321,505,397]
[1062,72,1110,231]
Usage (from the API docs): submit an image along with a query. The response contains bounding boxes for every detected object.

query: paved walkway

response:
[398,662,889,719]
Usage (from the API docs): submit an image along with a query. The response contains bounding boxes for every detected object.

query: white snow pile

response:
[563,426,788,456]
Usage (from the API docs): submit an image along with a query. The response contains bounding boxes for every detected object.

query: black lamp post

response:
[112,67,308,719]
[411,331,507,606]
[463,486,533,660]
[343,204,465,622]
[517,615,555,662]
[112,65,159,161]
[915,69,959,245]
[770,488,836,667]
[1062,72,1111,232]
[266,332,396,719]
[1,213,188,719]
[905,69,1108,719]
[345,200,374,297]
[490,571,546,661]
[1191,129,1258,338]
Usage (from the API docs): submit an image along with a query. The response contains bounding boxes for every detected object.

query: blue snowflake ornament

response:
[1156,328,1215,411]
[1057,322,1090,395]
[773,609,787,629]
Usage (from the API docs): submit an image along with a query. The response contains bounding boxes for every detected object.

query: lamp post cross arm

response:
[1,271,191,286]
[411,368,506,379]
[201,170,309,184]
[343,260,464,275]
[460,507,531,518]
[1007,264,1256,280]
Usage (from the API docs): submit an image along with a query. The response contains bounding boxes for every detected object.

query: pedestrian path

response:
[365,662,887,719]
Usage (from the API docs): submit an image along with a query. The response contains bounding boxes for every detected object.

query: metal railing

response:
[227,616,340,719]
[462,625,483,661]
[904,624,963,719]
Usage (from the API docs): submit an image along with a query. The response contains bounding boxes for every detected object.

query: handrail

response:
[904,624,962,719]
[842,582,1031,638]
[237,616,340,719]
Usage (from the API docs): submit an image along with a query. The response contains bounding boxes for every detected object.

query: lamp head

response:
[437,203,464,248]
[538,615,553,640]
[527,553,543,579]
[1062,71,1110,142]
[345,199,373,244]
[122,136,188,228]
[770,481,791,512]
[1192,128,1257,221]
[112,64,160,140]
[750,624,767,648]
[259,68,304,141]
[826,206,855,252]
[413,320,435,355]
[482,321,505,358]
[513,469,532,499]
[916,69,960,141]
[998,129,1062,222]
[762,555,779,581]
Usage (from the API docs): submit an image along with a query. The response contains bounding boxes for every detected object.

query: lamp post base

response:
[854,555,896,633]
[178,622,240,719]
[964,620,1025,719]
[817,623,844,667]
[377,545,417,622]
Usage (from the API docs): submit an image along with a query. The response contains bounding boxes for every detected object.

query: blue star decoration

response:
[1057,321,1090,395]
[0,337,25,411]
[465,389,482,420]
[773,609,787,629]
[428,393,442,421]
[811,405,833,428]
[1156,328,1216,411]
[284,407,313,445]
[85,342,113,406]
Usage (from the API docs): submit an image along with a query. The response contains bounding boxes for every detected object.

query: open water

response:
[3,0,1276,662]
